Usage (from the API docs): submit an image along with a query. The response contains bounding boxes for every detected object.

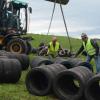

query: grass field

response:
[0,34,97,100]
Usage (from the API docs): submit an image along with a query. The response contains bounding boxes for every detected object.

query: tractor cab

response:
[7,0,32,34]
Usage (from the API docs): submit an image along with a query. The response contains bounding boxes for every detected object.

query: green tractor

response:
[0,0,32,54]
[0,0,69,54]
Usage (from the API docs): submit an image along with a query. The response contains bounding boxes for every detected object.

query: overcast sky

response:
[26,0,100,38]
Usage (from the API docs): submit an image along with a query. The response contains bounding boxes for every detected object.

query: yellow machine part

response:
[0,36,4,45]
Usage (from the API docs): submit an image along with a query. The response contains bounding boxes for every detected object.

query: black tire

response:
[0,50,7,54]
[12,54,29,70]
[53,66,93,100]
[46,0,69,5]
[0,56,8,58]
[0,51,8,56]
[78,62,93,71]
[85,73,100,100]
[7,53,29,70]
[54,57,82,69]
[25,64,66,96]
[6,38,28,54]
[26,41,32,54]
[0,58,22,83]
[0,51,29,70]
[30,56,53,68]
[79,95,86,100]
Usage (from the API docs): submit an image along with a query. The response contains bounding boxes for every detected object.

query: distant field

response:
[29,34,81,51]
[0,34,97,100]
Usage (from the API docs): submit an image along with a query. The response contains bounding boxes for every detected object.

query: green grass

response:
[0,34,98,100]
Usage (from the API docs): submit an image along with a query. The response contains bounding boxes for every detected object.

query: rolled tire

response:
[0,56,8,58]
[53,66,93,100]
[6,38,28,54]
[54,57,82,69]
[85,73,100,100]
[0,58,22,83]
[30,56,53,68]
[25,64,66,96]
[0,50,7,54]
[0,52,29,70]
[7,53,29,70]
[78,62,92,71]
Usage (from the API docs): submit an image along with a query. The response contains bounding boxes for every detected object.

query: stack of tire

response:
[26,64,66,95]
[53,66,93,100]
[0,50,30,83]
[26,56,94,100]
[0,50,30,70]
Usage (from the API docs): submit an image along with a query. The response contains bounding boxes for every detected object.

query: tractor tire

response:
[0,58,22,83]
[53,66,93,100]
[25,64,66,96]
[6,38,28,54]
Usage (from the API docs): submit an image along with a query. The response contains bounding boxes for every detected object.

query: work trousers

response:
[86,55,100,73]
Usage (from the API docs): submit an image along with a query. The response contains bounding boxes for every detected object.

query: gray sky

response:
[26,0,100,38]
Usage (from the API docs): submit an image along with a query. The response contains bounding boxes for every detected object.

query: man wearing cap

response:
[48,36,62,58]
[75,33,99,72]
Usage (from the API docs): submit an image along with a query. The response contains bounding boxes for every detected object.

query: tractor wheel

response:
[6,38,28,54]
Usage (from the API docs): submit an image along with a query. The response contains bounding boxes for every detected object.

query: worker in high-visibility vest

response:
[75,33,99,73]
[48,36,62,58]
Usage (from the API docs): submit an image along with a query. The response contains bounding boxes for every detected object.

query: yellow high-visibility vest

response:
[48,41,60,56]
[83,39,96,56]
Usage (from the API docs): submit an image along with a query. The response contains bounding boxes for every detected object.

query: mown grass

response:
[0,34,98,100]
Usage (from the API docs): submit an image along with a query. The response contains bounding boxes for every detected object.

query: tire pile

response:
[0,50,30,83]
[26,56,99,100]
